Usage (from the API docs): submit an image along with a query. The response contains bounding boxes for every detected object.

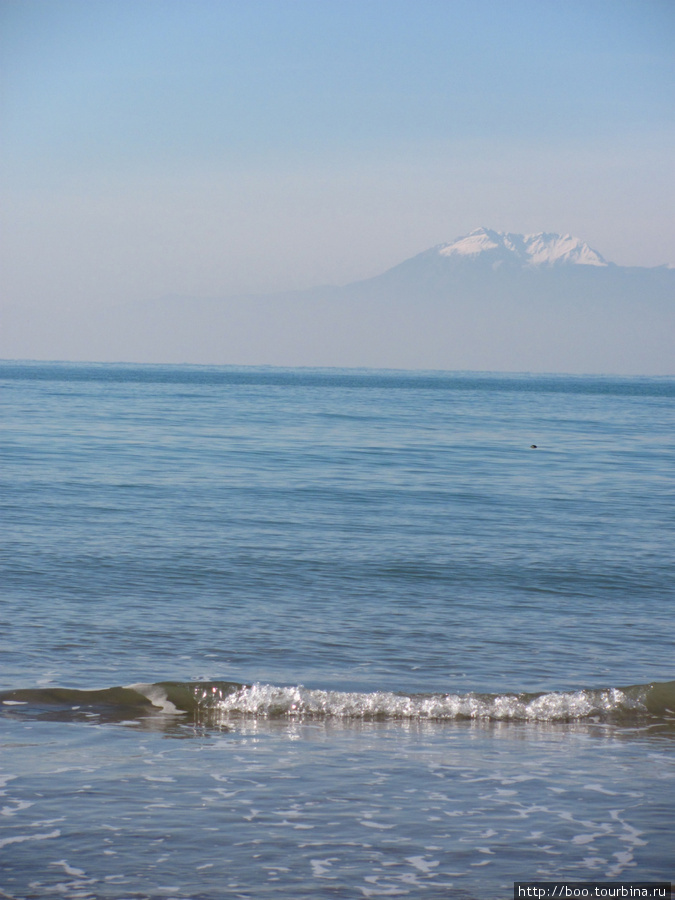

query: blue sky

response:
[1,0,674,312]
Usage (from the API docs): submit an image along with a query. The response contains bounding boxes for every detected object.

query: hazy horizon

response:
[1,0,674,371]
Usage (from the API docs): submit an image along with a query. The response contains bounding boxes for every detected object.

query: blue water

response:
[1,362,673,898]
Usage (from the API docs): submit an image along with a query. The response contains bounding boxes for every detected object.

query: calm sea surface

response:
[1,362,673,898]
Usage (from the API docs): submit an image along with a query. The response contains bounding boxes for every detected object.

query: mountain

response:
[354,227,665,295]
[2,229,673,374]
[417,227,609,268]
[341,224,672,303]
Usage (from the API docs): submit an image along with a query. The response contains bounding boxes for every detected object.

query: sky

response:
[1,0,674,359]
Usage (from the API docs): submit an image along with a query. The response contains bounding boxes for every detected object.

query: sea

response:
[0,361,673,899]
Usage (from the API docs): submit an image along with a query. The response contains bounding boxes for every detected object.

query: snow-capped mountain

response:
[434,227,608,268]
[357,226,629,294]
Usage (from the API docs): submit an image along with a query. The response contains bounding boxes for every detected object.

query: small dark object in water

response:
[530,444,537,449]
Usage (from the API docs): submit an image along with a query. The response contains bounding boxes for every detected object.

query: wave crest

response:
[196,683,653,722]
[2,680,673,727]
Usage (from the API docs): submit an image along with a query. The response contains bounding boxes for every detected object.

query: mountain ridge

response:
[432,227,609,268]
[343,227,673,300]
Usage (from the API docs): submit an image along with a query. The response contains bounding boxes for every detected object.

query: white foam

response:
[50,859,86,877]
[1,800,33,816]
[0,828,60,849]
[405,856,439,873]
[127,683,186,716]
[206,683,643,722]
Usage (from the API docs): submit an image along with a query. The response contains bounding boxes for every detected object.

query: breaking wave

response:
[1,679,673,727]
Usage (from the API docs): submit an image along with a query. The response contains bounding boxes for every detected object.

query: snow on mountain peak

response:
[437,227,608,267]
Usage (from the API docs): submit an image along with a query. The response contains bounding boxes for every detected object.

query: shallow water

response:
[1,363,673,897]
[1,715,673,899]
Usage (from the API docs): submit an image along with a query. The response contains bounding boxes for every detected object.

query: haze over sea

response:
[1,361,673,898]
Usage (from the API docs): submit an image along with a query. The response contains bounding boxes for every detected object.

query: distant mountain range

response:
[404,227,612,268]
[2,228,673,374]
[351,227,673,293]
